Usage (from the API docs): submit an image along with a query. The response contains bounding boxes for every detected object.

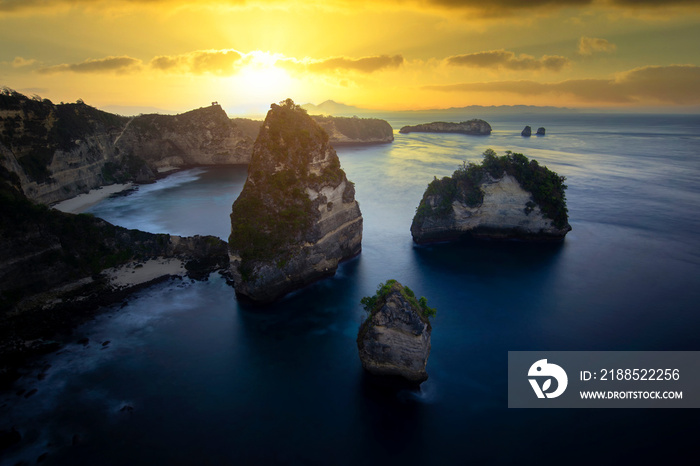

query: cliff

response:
[357,280,434,385]
[228,99,363,304]
[311,115,393,145]
[411,149,571,242]
[399,119,492,135]
[0,164,229,366]
[0,89,252,205]
[230,115,394,145]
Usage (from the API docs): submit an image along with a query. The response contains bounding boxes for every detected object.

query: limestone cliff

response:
[411,149,571,242]
[230,115,395,145]
[357,280,433,385]
[0,164,229,363]
[399,119,491,135]
[0,89,252,205]
[115,105,252,170]
[228,99,363,304]
[311,115,394,145]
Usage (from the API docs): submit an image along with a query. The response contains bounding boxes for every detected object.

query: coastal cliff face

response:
[0,89,252,205]
[357,280,432,384]
[411,150,571,242]
[0,164,229,362]
[311,115,394,144]
[116,105,252,170]
[399,119,492,135]
[228,100,363,304]
[230,115,394,145]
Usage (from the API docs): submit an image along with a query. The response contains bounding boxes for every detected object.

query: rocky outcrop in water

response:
[399,119,491,135]
[0,164,229,367]
[536,127,546,136]
[357,280,433,385]
[0,89,252,205]
[228,99,363,304]
[411,149,571,242]
[521,126,532,137]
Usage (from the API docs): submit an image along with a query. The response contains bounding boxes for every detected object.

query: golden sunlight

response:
[223,52,298,112]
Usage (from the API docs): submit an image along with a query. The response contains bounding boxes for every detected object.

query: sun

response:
[223,52,298,113]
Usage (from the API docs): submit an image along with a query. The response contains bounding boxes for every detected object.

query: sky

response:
[1,0,700,115]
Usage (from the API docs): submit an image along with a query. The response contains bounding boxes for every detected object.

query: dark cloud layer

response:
[424,65,700,104]
[5,0,697,17]
[447,50,570,71]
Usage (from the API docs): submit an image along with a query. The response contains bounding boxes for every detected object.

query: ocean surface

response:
[2,113,700,465]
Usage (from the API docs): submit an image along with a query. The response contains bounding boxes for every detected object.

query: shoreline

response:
[51,183,134,214]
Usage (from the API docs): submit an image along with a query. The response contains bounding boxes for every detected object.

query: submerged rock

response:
[228,99,362,304]
[521,126,532,137]
[411,149,571,243]
[357,280,434,385]
[536,127,546,136]
[399,119,491,135]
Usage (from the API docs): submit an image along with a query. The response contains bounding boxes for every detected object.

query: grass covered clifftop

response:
[413,149,570,231]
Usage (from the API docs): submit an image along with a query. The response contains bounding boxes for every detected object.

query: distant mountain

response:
[406,105,578,115]
[301,100,369,116]
[302,100,577,117]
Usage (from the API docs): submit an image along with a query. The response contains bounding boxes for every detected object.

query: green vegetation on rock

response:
[1,88,128,183]
[360,279,436,320]
[228,99,350,281]
[414,148,569,229]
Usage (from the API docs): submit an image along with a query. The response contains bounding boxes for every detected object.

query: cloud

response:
[578,37,617,55]
[150,49,244,75]
[11,56,36,68]
[424,65,700,105]
[37,56,142,74]
[446,50,570,71]
[280,54,405,74]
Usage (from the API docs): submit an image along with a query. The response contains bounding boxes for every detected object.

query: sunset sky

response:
[1,0,700,115]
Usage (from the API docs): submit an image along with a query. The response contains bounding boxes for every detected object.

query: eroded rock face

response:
[536,127,546,136]
[0,90,252,205]
[357,281,431,384]
[312,115,394,145]
[411,151,571,243]
[230,115,395,146]
[228,100,362,304]
[412,173,571,242]
[521,126,532,137]
[399,119,491,135]
[413,174,569,242]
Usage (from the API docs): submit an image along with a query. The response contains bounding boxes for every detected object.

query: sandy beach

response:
[103,258,186,289]
[52,183,133,214]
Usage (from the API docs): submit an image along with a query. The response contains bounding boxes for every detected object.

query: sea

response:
[2,113,700,465]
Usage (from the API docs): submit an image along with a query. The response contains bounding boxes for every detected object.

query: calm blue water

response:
[2,113,700,465]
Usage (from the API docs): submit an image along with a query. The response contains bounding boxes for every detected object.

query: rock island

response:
[411,149,571,242]
[228,99,363,304]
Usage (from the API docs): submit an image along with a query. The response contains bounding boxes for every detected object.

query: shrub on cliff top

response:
[414,149,569,229]
[360,280,436,320]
